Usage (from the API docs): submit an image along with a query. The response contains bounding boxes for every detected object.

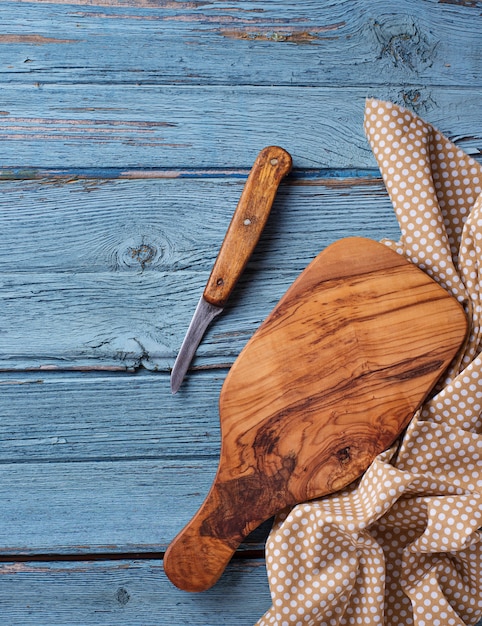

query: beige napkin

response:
[256,99,482,626]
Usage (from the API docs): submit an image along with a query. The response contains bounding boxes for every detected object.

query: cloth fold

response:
[256,99,482,626]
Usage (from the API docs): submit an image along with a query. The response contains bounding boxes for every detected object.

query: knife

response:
[170,145,292,393]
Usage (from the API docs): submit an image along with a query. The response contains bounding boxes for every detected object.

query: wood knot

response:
[115,587,130,606]
[336,447,351,465]
[116,236,162,271]
[129,243,157,268]
[400,88,435,114]
[370,16,438,71]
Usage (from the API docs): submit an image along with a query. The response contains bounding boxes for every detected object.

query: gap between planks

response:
[0,166,383,181]
[0,549,265,563]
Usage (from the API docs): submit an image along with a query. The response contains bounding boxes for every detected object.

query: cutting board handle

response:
[163,480,260,592]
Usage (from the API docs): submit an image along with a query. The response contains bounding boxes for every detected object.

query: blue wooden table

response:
[0,1,481,624]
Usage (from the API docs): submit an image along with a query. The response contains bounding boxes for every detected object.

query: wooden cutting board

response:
[164,237,467,592]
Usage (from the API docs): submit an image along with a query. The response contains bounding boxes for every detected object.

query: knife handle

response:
[203,146,292,308]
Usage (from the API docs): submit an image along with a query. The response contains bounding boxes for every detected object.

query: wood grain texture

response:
[0,372,223,462]
[0,456,218,554]
[164,238,467,592]
[0,558,271,625]
[0,1,480,87]
[0,85,479,169]
[0,176,401,371]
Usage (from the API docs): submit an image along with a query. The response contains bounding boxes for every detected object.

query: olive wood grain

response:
[164,237,467,592]
[203,146,292,308]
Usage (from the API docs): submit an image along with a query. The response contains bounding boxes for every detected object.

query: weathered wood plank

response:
[0,371,223,462]
[0,85,479,168]
[0,371,272,554]
[0,558,271,625]
[0,455,270,554]
[0,557,480,626]
[0,175,398,273]
[0,176,401,370]
[1,0,481,87]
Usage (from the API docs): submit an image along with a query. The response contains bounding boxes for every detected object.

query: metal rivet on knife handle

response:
[170,146,292,394]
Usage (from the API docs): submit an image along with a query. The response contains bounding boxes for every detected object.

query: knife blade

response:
[170,145,292,393]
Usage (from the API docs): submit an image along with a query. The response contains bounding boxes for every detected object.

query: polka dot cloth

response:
[256,99,482,626]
